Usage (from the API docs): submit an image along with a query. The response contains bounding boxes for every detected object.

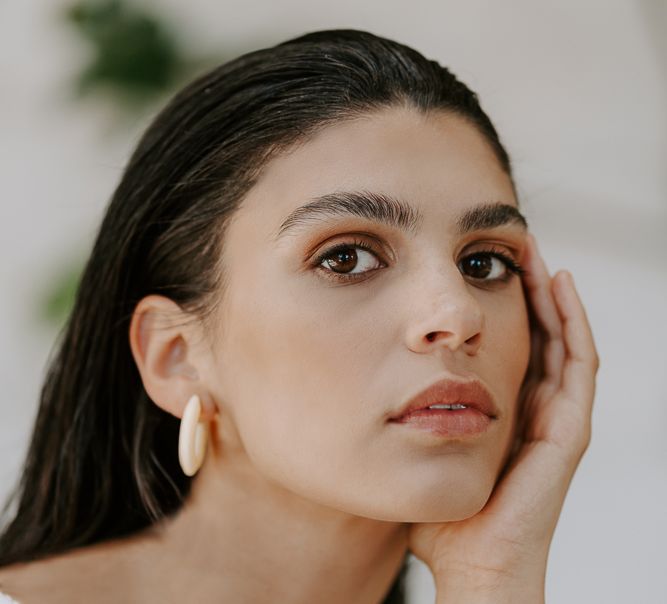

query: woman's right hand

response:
[407,233,600,603]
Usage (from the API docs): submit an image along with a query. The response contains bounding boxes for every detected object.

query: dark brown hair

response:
[0,28,515,603]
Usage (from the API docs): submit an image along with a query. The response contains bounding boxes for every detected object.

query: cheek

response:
[479,286,531,459]
[214,261,387,508]
[482,286,531,394]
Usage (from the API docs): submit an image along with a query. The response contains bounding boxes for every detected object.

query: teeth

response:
[427,403,468,410]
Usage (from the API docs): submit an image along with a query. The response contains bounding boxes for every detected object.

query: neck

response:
[138,431,409,604]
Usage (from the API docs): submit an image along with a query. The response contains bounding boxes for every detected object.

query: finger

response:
[552,270,599,416]
[521,234,566,386]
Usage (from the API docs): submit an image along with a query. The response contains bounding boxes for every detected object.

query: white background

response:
[1,1,665,602]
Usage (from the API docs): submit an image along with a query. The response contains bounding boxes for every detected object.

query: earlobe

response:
[128,294,203,418]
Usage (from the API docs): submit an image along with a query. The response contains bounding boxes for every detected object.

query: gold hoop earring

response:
[178,394,209,476]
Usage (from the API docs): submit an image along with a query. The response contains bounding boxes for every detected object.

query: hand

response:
[407,233,600,603]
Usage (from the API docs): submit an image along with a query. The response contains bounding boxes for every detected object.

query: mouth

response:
[389,407,493,436]
[388,377,498,422]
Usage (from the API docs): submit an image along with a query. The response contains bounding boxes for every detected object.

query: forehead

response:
[235,105,517,238]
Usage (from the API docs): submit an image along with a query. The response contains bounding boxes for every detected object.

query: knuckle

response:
[566,436,590,465]
[584,351,600,372]
[578,439,591,461]
[593,353,601,371]
[578,424,593,452]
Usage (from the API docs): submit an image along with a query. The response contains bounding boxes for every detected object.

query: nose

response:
[405,267,484,356]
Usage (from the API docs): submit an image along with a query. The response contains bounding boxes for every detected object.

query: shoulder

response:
[0,555,82,604]
[0,538,139,604]
[0,558,45,604]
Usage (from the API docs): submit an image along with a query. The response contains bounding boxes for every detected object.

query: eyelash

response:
[313,238,526,284]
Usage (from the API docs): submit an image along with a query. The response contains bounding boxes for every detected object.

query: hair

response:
[0,28,516,602]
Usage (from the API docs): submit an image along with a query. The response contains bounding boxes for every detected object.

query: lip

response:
[388,377,498,421]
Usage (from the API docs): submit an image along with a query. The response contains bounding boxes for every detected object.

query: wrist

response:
[435,583,545,604]
[433,566,546,604]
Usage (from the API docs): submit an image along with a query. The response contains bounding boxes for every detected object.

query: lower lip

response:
[389,408,492,436]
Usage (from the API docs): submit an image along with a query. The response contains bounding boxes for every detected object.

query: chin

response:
[402,491,492,523]
[350,479,496,524]
[393,461,498,523]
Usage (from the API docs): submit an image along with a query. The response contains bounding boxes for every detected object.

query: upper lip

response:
[388,377,498,421]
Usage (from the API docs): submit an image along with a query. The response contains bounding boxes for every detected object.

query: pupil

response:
[465,255,492,278]
[330,249,357,273]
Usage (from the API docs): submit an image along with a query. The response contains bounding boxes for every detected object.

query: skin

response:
[0,105,598,603]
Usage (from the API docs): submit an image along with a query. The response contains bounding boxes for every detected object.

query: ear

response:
[128,294,216,421]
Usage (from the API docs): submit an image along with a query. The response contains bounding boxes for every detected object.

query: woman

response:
[0,29,598,603]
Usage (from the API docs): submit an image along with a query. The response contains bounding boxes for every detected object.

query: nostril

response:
[424,331,481,347]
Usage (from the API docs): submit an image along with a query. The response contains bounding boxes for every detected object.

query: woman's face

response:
[203,105,530,522]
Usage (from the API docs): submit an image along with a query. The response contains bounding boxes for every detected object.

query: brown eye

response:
[458,251,523,282]
[324,247,358,273]
[460,254,497,279]
[320,246,381,275]
[314,239,385,282]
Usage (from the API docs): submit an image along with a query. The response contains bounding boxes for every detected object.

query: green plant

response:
[39,259,84,327]
[64,0,186,107]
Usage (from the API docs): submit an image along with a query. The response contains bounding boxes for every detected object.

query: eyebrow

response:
[273,190,527,241]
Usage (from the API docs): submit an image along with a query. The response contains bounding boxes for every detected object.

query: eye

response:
[314,238,385,282]
[458,248,525,283]
[312,241,525,285]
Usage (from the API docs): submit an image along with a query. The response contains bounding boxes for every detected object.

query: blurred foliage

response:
[39,259,85,328]
[64,0,197,109]
[41,0,226,326]
[42,0,255,327]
